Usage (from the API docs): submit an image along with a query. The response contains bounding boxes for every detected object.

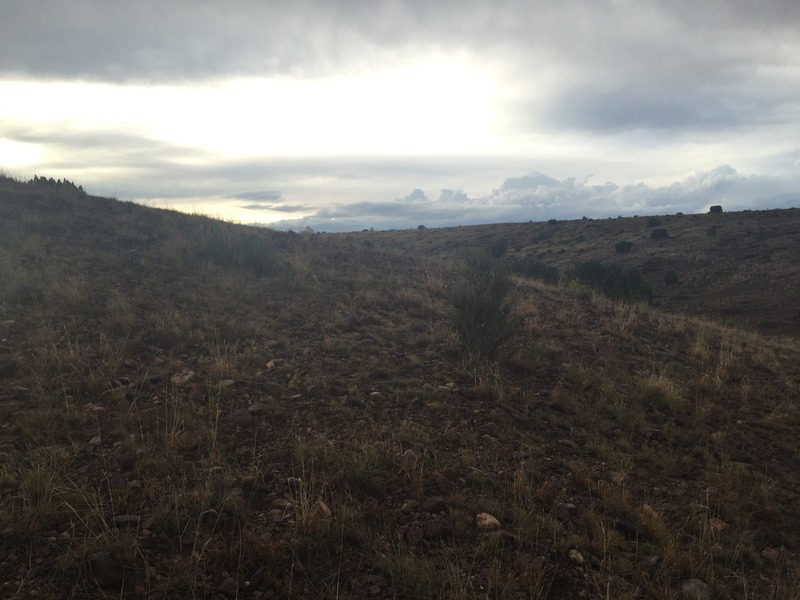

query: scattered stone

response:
[568,549,585,565]
[226,409,255,428]
[476,512,501,531]
[642,504,659,521]
[761,547,780,561]
[315,500,332,518]
[88,551,124,589]
[89,435,102,447]
[680,578,712,600]
[401,500,420,513]
[709,518,729,532]
[217,576,238,597]
[111,514,141,528]
[422,496,447,514]
[638,555,662,571]
[219,379,236,389]
[170,369,197,386]
[248,402,269,416]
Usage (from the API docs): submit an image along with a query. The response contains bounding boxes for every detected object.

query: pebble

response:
[680,578,712,600]
[475,512,501,531]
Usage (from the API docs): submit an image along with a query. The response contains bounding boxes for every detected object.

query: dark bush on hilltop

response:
[568,261,653,303]
[193,219,280,276]
[510,257,559,285]
[451,250,514,361]
[615,241,634,254]
[650,228,669,240]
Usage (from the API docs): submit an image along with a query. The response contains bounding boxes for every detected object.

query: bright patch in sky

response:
[1,59,497,161]
[0,138,42,167]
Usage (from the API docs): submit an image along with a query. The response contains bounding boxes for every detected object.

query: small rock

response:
[226,409,255,428]
[476,512,501,531]
[111,514,141,527]
[642,504,659,521]
[217,576,238,597]
[761,547,780,561]
[88,551,124,589]
[638,555,662,571]
[680,578,712,600]
[568,549,585,565]
[401,500,420,513]
[248,402,269,416]
[89,435,102,447]
[422,496,447,513]
[531,556,547,572]
[316,500,332,518]
[170,369,197,386]
[709,518,729,532]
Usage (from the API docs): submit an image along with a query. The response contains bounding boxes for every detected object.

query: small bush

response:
[510,258,558,285]
[490,241,508,258]
[193,220,280,276]
[646,218,661,228]
[451,250,514,361]
[615,241,634,254]
[650,228,669,240]
[664,271,680,285]
[568,261,652,303]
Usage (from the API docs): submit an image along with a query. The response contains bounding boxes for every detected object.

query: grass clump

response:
[450,249,515,362]
[568,261,653,304]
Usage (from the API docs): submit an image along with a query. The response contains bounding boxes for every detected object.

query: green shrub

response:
[646,217,661,228]
[450,250,514,361]
[568,261,652,303]
[510,257,558,285]
[192,219,280,276]
[650,228,669,240]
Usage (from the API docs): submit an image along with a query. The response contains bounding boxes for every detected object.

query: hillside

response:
[1,175,799,599]
[378,209,800,337]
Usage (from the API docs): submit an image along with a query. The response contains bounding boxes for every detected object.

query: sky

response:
[1,0,798,231]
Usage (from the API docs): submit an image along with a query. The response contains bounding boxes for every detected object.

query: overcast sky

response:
[1,0,798,231]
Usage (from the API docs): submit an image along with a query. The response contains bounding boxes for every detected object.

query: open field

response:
[1,175,799,599]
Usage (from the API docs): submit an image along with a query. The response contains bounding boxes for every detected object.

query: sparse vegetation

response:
[567,260,653,303]
[450,249,515,362]
[1,174,800,599]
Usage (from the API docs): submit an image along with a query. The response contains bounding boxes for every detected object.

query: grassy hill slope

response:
[1,175,799,599]
[379,209,800,336]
